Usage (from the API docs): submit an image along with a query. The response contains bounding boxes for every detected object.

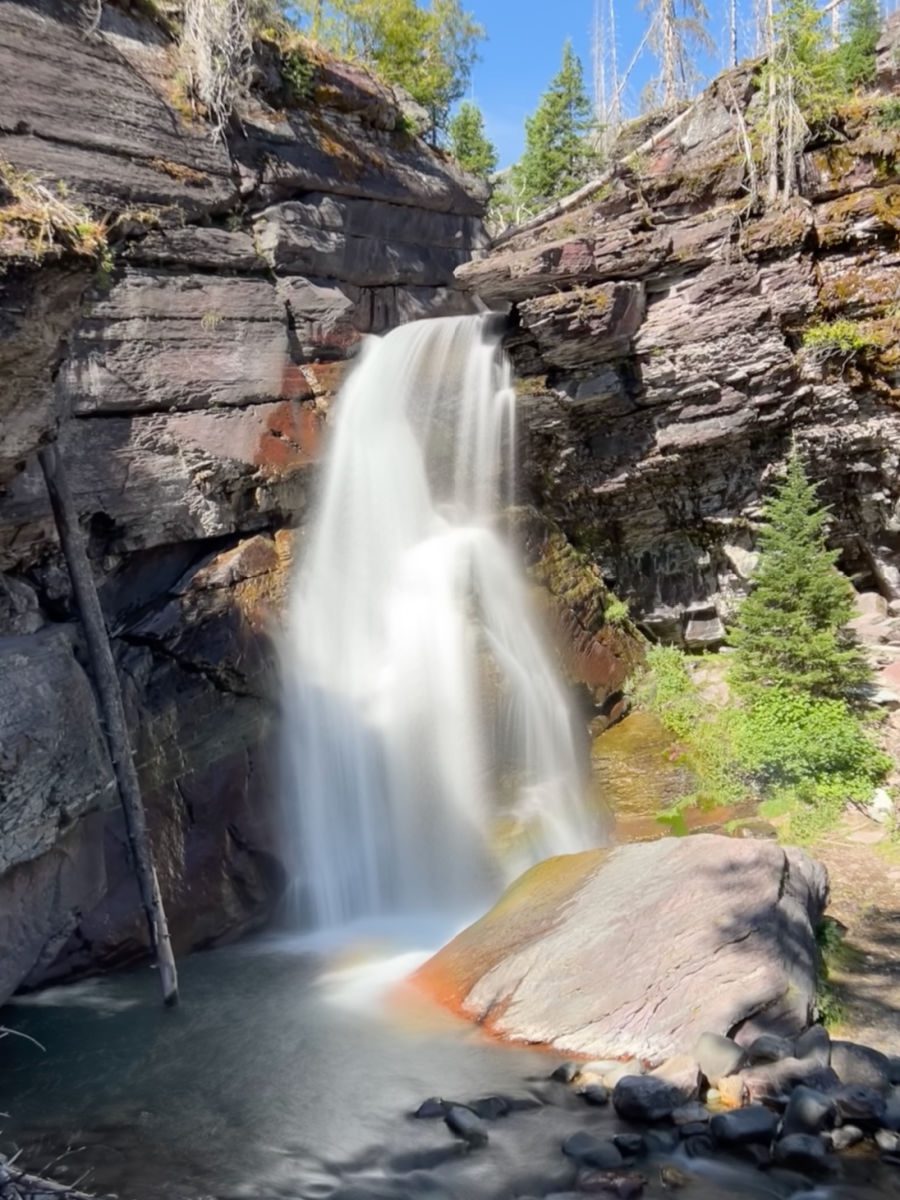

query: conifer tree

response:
[448,101,498,178]
[730,452,870,701]
[512,41,597,211]
[837,0,881,87]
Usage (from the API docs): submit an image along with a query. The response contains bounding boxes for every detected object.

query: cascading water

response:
[282,314,594,928]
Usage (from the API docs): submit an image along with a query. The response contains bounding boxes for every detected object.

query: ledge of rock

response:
[413,834,829,1063]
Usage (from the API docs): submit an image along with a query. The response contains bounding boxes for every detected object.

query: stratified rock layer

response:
[460,45,900,645]
[414,835,829,1062]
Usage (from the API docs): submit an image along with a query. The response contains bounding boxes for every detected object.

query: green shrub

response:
[282,46,316,103]
[875,96,900,130]
[604,594,630,627]
[633,644,700,740]
[801,319,882,364]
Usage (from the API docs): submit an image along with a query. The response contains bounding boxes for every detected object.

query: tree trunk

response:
[729,0,738,67]
[765,0,779,205]
[38,443,179,1007]
[662,0,678,105]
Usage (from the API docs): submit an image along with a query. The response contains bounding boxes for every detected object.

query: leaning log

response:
[38,443,179,1007]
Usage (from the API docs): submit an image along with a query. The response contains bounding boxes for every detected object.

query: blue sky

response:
[464,0,758,167]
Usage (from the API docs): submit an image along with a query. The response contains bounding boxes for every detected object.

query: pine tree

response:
[730,452,870,701]
[448,101,498,178]
[512,41,597,211]
[837,0,881,87]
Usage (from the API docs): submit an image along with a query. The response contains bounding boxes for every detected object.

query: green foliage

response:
[634,644,700,740]
[447,101,498,178]
[603,594,630,627]
[802,319,882,360]
[281,45,316,102]
[729,452,870,701]
[296,0,483,140]
[510,40,598,214]
[876,96,900,130]
[835,0,881,88]
[764,0,843,125]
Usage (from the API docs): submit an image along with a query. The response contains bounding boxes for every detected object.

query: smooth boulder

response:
[413,836,828,1062]
[613,1076,680,1123]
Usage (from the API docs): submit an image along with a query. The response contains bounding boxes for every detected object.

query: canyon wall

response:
[0,0,490,999]
[461,24,900,647]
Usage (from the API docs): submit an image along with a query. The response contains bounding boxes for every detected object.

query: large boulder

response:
[413,835,828,1062]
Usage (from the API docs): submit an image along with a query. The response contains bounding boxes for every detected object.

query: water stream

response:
[281,315,592,928]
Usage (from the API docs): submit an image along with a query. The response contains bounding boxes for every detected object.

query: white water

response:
[282,315,592,928]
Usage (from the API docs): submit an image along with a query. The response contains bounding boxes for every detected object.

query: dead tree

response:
[39,443,179,1007]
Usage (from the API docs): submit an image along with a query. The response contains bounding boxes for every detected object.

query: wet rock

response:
[888,1057,900,1086]
[696,1032,744,1083]
[612,1133,645,1157]
[677,1121,710,1139]
[682,1133,715,1159]
[579,1084,611,1107]
[831,1041,893,1092]
[710,1105,779,1146]
[649,1055,702,1101]
[467,1096,511,1120]
[552,1061,581,1083]
[876,1130,900,1154]
[644,1129,679,1154]
[562,1132,623,1170]
[576,1170,646,1197]
[745,1034,795,1065]
[772,1133,833,1173]
[602,1062,644,1088]
[658,1164,694,1189]
[883,1089,900,1131]
[444,1105,488,1147]
[727,1057,840,1105]
[781,1086,838,1136]
[613,1076,680,1123]
[832,1084,887,1128]
[828,1125,864,1150]
[672,1102,709,1126]
[413,1097,448,1119]
[795,1025,831,1068]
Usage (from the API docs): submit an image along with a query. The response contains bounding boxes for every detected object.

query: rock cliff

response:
[0,0,489,1000]
[460,22,900,647]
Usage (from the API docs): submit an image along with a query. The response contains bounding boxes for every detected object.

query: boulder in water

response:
[413,836,828,1062]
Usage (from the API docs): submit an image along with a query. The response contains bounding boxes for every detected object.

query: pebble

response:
[710,1104,778,1146]
[772,1132,832,1173]
[781,1085,837,1136]
[612,1133,645,1157]
[745,1034,795,1065]
[579,1083,611,1106]
[695,1032,744,1084]
[875,1129,900,1154]
[444,1105,488,1147]
[562,1131,623,1169]
[832,1083,887,1128]
[828,1124,864,1150]
[613,1076,680,1123]
[551,1061,581,1083]
[413,1097,447,1118]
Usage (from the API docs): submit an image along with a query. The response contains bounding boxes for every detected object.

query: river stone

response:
[710,1105,779,1146]
[576,1170,646,1198]
[414,837,828,1062]
[875,1130,900,1153]
[831,1041,893,1092]
[781,1086,837,1136]
[551,1061,581,1083]
[468,1095,511,1120]
[888,1057,900,1086]
[832,1084,887,1128]
[612,1133,645,1156]
[772,1133,832,1173]
[673,1102,710,1126]
[829,1125,864,1150]
[883,1089,900,1131]
[579,1084,611,1106]
[562,1133,623,1170]
[613,1077,680,1123]
[745,1034,795,1065]
[649,1055,702,1100]
[413,1097,448,1119]
[696,1033,745,1083]
[444,1105,488,1146]
[795,1025,831,1067]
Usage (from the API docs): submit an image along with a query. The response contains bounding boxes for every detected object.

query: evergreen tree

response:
[448,101,498,178]
[298,0,483,141]
[729,451,870,701]
[837,0,881,88]
[512,41,598,212]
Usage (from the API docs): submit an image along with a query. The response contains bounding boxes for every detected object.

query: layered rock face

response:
[0,0,488,1000]
[459,32,900,645]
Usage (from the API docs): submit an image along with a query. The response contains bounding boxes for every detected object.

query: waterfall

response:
[282,315,593,928]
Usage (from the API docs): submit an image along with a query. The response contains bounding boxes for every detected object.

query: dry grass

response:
[0,160,109,262]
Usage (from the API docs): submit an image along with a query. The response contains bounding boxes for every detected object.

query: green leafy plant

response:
[875,96,900,130]
[802,319,882,367]
[603,594,630,627]
[282,46,316,102]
